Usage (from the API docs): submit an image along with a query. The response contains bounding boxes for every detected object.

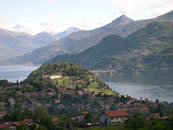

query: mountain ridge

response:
[46,22,173,84]
[6,10,173,65]
[0,27,80,62]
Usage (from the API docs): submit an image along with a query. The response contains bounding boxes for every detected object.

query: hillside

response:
[47,22,173,84]
[8,15,134,64]
[26,62,118,95]
[55,27,80,39]
[9,10,173,65]
[0,27,80,63]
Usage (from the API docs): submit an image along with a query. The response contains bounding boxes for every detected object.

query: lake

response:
[107,82,173,103]
[0,65,39,83]
[0,65,172,103]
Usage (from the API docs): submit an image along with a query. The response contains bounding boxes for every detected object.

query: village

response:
[0,80,172,129]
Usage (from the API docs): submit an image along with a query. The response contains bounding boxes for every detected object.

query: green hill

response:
[26,62,118,95]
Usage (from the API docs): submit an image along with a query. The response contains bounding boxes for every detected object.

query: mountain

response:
[0,28,57,62]
[46,22,173,84]
[0,28,34,61]
[9,10,173,65]
[55,27,80,39]
[32,32,56,47]
[120,10,173,37]
[111,15,134,25]
[0,44,17,61]
[0,26,81,62]
[9,15,134,64]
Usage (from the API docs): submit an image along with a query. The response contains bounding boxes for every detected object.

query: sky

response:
[0,0,172,35]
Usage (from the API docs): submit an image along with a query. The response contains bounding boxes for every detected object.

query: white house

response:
[100,110,129,126]
[42,75,62,80]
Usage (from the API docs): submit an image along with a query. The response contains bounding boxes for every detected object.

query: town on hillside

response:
[0,80,173,129]
[0,63,173,129]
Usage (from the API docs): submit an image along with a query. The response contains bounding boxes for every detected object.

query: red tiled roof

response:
[0,119,33,129]
[141,107,149,111]
[104,110,129,118]
[24,119,33,124]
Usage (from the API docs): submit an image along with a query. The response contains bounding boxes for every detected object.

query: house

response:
[77,90,84,95]
[8,98,15,105]
[0,119,36,129]
[71,115,85,121]
[54,99,61,104]
[42,75,62,80]
[58,88,66,93]
[47,92,57,96]
[0,112,6,118]
[100,110,129,126]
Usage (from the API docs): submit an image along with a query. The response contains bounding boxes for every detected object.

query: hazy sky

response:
[0,0,172,34]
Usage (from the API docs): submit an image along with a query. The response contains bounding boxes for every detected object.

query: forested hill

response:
[46,22,173,84]
[26,62,118,95]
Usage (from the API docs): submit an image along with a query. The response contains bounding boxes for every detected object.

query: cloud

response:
[110,0,173,19]
[1,0,172,34]
[13,24,34,34]
[0,16,7,28]
[9,19,105,35]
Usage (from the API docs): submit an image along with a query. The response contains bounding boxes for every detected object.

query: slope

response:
[9,15,134,64]
[47,22,173,84]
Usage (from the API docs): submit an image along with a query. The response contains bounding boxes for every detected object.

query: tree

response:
[57,115,73,129]
[16,122,27,130]
[126,116,149,130]
[33,107,54,129]
[84,112,95,123]
[37,125,48,130]
[156,99,159,104]
[168,116,173,130]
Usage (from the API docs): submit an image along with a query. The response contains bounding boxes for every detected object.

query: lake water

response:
[107,82,173,103]
[0,66,172,103]
[0,65,39,83]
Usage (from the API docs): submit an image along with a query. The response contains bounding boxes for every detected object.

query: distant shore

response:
[0,64,41,67]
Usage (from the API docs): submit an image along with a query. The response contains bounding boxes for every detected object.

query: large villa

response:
[42,75,62,80]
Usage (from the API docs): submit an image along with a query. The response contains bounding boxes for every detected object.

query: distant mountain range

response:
[47,21,173,84]
[55,27,80,40]
[8,10,173,65]
[0,27,80,62]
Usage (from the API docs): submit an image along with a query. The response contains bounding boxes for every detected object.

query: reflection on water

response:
[0,66,39,83]
[107,82,173,103]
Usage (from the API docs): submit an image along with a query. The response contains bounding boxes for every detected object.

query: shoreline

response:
[0,64,41,67]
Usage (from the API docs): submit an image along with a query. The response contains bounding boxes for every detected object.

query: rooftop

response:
[104,110,129,118]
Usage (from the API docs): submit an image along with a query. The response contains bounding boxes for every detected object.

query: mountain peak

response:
[55,27,80,39]
[112,15,134,25]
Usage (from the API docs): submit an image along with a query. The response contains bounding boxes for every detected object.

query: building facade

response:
[100,110,129,126]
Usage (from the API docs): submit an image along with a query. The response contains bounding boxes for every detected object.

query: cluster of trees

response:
[2,107,61,130]
[0,80,8,87]
[125,115,173,130]
[1,107,99,130]
[27,62,91,83]
[78,115,173,130]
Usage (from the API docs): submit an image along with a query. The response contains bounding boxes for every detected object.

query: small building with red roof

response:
[100,110,129,125]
